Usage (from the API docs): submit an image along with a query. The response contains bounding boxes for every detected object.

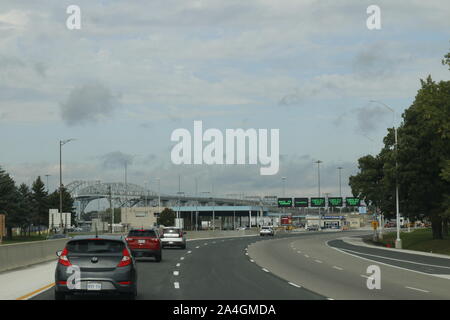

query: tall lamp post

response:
[59,139,75,233]
[337,167,343,214]
[370,100,401,249]
[315,160,322,229]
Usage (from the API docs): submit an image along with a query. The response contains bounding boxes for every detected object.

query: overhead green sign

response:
[277,198,293,208]
[310,197,326,207]
[328,197,343,207]
[294,198,309,207]
[345,197,361,207]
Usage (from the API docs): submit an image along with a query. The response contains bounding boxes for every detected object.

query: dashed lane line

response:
[332,266,344,271]
[288,282,302,288]
[173,271,179,276]
[174,282,180,289]
[405,286,430,293]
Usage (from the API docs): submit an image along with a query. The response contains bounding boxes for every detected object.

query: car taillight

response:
[58,248,72,267]
[117,248,132,267]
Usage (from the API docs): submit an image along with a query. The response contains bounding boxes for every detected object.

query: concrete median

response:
[0,239,68,273]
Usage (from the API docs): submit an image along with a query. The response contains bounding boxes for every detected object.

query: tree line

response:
[349,47,450,239]
[0,166,75,240]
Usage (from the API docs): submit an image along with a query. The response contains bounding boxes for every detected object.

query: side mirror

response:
[56,250,62,257]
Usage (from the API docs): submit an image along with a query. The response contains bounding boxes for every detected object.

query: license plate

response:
[169,241,174,244]
[138,240,145,244]
[87,282,102,291]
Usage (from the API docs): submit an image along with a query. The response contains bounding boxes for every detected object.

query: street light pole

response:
[59,139,75,233]
[315,160,323,230]
[370,100,402,249]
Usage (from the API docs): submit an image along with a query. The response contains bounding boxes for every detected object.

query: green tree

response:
[396,76,450,239]
[0,166,19,240]
[157,208,175,227]
[16,183,33,236]
[31,176,48,235]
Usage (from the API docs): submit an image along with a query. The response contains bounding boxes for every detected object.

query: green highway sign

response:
[294,198,309,207]
[328,197,343,207]
[277,198,293,208]
[310,197,326,207]
[345,197,361,207]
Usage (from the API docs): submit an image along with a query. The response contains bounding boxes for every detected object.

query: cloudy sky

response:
[1,0,449,202]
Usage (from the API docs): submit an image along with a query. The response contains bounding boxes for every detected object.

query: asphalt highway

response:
[31,231,450,300]
[31,233,325,300]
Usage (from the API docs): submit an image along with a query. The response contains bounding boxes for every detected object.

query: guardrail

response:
[0,238,68,273]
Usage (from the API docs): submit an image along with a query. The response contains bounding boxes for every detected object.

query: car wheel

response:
[54,290,65,300]
[155,252,162,262]
[181,244,186,250]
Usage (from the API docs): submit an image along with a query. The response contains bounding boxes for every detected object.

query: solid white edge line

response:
[325,240,450,280]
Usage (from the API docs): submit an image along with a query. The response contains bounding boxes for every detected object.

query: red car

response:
[125,228,162,262]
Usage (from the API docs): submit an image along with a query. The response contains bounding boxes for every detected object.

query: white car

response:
[160,227,187,249]
[260,226,275,236]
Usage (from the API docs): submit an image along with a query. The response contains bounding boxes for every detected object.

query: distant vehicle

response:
[54,235,137,300]
[306,225,319,231]
[160,227,186,249]
[125,228,162,262]
[47,234,69,240]
[236,226,250,231]
[260,226,275,236]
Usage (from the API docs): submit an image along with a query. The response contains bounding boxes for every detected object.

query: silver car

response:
[260,226,275,236]
[160,227,186,249]
[54,235,137,300]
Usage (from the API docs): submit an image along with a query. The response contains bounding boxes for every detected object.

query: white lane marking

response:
[250,259,254,263]
[297,251,302,254]
[187,251,192,254]
[195,246,200,249]
[339,247,450,269]
[174,282,180,289]
[204,243,208,245]
[405,286,430,293]
[173,271,179,276]
[315,260,323,264]
[333,266,344,271]
[245,253,248,256]
[262,268,270,273]
[304,254,309,258]
[176,263,180,267]
[360,275,370,279]
[327,298,335,300]
[180,257,185,260]
[325,240,450,280]
[288,282,302,288]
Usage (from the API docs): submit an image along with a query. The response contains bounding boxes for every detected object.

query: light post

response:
[59,139,75,233]
[315,160,322,230]
[155,178,161,209]
[370,100,401,249]
[45,174,51,193]
[337,167,343,214]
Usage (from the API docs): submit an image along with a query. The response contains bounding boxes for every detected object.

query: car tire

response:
[155,252,162,262]
[181,244,186,250]
[54,290,65,300]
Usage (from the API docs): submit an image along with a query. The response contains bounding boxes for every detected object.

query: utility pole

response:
[59,139,75,234]
[109,185,113,233]
[337,167,343,215]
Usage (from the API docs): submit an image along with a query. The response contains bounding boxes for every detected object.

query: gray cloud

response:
[60,83,118,126]
[100,151,134,169]
[355,105,391,134]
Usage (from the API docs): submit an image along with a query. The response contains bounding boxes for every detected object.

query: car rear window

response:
[128,230,157,237]
[67,239,124,254]
[163,228,180,233]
